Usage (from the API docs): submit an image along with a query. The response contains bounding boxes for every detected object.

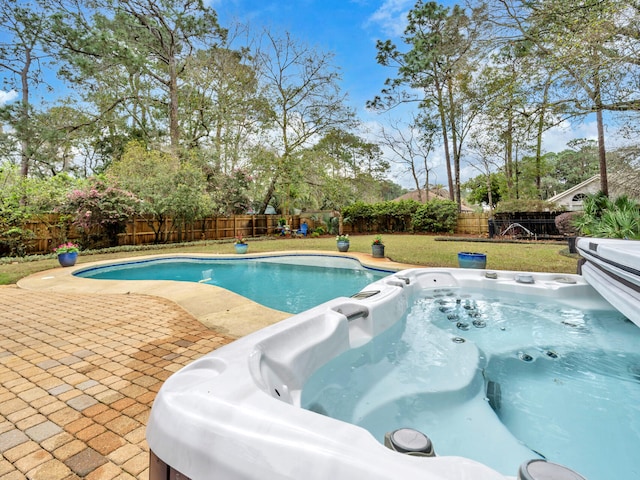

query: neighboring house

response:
[394,189,474,212]
[548,176,601,211]
[548,174,634,211]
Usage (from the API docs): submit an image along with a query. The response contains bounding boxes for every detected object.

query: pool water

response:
[75,256,390,314]
[301,287,640,479]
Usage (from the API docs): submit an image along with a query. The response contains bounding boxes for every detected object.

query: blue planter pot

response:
[337,241,350,252]
[234,243,248,254]
[57,252,78,267]
[372,244,385,258]
[458,252,487,269]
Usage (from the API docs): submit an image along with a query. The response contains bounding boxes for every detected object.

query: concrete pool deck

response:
[1,251,413,479]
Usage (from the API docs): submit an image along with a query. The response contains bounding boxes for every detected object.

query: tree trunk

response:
[594,75,608,196]
[19,48,32,177]
[424,161,430,202]
[446,76,461,211]
[411,162,422,202]
[168,57,180,153]
[534,80,550,197]
[486,174,493,210]
[505,113,514,195]
[434,75,454,200]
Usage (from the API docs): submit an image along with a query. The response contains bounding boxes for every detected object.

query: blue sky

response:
[212,0,417,122]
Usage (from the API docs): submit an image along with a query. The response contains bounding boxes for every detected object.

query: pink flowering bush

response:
[60,179,139,247]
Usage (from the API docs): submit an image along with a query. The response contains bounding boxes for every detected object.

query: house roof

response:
[548,175,600,204]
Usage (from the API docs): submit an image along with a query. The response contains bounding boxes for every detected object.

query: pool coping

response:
[17,250,415,339]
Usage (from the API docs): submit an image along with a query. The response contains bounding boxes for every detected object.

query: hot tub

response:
[147,267,633,480]
[576,236,640,327]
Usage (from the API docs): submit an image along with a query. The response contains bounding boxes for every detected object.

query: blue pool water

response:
[75,255,391,314]
[301,287,640,479]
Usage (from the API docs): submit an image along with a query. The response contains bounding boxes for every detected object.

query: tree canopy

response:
[0,0,639,243]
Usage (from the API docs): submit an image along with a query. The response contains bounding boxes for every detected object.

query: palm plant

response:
[575,193,640,239]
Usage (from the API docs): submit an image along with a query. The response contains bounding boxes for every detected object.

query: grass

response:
[0,234,579,285]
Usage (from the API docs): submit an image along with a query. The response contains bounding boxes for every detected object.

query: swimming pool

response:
[75,254,392,313]
[147,267,629,479]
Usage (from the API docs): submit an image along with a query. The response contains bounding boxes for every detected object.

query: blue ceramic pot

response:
[234,243,248,254]
[337,241,350,252]
[57,252,78,267]
[458,252,487,269]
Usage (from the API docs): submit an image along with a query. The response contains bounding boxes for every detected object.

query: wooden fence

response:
[17,212,492,255]
[456,212,490,236]
[21,214,304,254]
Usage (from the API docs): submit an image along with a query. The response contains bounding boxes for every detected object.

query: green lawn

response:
[0,234,578,285]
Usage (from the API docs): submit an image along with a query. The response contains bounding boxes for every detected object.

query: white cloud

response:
[367,0,413,37]
[541,119,598,153]
[0,90,18,105]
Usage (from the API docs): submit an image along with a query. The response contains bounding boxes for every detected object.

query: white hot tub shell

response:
[146,267,612,480]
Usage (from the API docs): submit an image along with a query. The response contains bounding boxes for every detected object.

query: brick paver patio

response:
[0,285,232,479]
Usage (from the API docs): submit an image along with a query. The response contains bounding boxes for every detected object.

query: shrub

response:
[376,200,421,232]
[60,179,139,248]
[329,216,340,235]
[411,199,459,233]
[0,227,36,257]
[554,212,580,236]
[0,165,37,256]
[341,201,376,232]
[574,193,640,239]
[342,200,421,233]
[495,199,559,213]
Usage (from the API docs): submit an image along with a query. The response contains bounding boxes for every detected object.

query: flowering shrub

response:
[234,235,247,244]
[54,242,80,254]
[372,235,383,245]
[60,179,139,247]
[336,234,349,242]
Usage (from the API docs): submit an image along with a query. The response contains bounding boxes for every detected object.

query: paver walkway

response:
[0,286,232,480]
